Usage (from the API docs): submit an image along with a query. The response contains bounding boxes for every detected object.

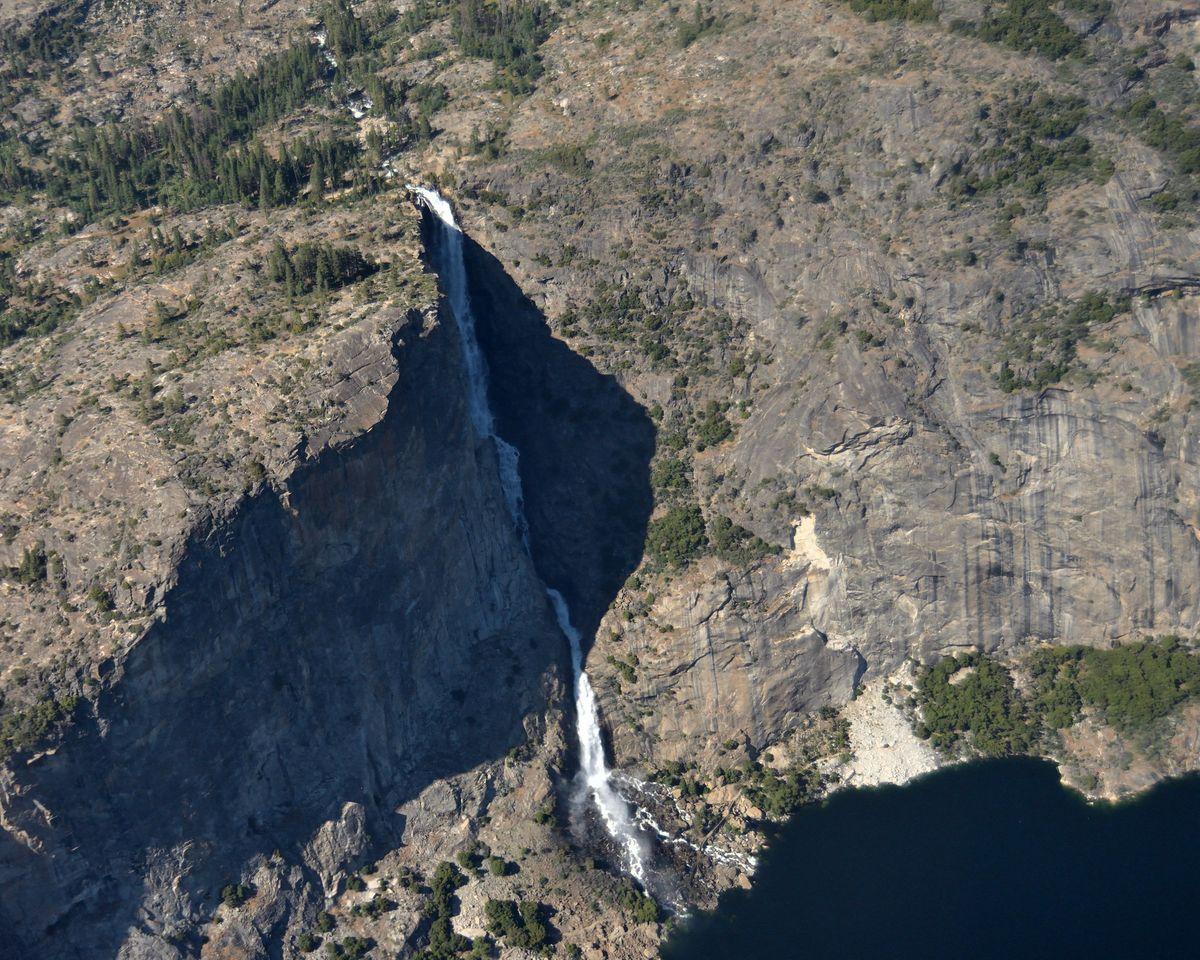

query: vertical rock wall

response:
[0,304,564,958]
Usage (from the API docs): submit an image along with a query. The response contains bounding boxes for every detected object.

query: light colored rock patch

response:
[841,671,941,788]
[784,515,830,572]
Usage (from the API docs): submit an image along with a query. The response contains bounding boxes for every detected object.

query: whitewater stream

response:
[410,186,650,886]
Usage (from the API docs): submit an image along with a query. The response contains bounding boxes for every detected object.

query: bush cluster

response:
[266,241,377,298]
[916,654,1037,756]
[1030,637,1200,732]
[483,898,548,949]
[1124,95,1200,175]
[917,638,1200,757]
[324,937,373,960]
[952,92,1098,201]
[617,886,661,924]
[452,0,552,94]
[414,862,492,960]
[996,291,1128,392]
[846,0,937,22]
[0,694,79,761]
[975,0,1085,60]
[709,515,780,565]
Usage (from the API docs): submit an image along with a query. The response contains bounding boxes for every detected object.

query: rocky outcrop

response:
[0,293,565,957]
[430,0,1200,786]
[593,558,862,765]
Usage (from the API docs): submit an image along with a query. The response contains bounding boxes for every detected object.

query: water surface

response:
[663,759,1200,960]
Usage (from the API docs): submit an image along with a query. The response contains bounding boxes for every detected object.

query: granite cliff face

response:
[2,0,1200,955]
[0,250,567,956]
[587,295,1200,769]
[436,0,1200,781]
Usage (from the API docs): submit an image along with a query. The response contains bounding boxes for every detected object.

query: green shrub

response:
[1027,647,1085,729]
[86,584,115,613]
[1062,0,1110,13]
[466,938,493,960]
[617,886,661,924]
[741,762,822,817]
[695,401,733,449]
[430,861,467,914]
[219,882,253,908]
[976,0,1084,60]
[0,694,79,760]
[916,654,1036,756]
[541,142,591,176]
[709,515,779,566]
[956,92,1096,199]
[0,261,81,346]
[427,916,470,956]
[651,456,692,497]
[414,861,471,958]
[324,937,372,960]
[393,867,420,891]
[483,899,548,948]
[486,855,507,877]
[646,504,707,567]
[350,894,396,919]
[5,542,46,584]
[996,291,1128,391]
[296,932,320,953]
[607,654,638,685]
[1123,96,1200,175]
[676,3,725,47]
[845,0,937,22]
[1030,638,1200,732]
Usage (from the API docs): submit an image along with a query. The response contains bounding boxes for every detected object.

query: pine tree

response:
[258,165,272,210]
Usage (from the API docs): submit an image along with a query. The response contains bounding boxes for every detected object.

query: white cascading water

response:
[410,186,529,549]
[546,588,648,884]
[410,186,648,886]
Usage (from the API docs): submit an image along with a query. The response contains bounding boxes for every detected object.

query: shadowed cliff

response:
[460,233,655,647]
[0,308,562,958]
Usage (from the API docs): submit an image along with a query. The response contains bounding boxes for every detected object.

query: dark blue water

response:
[662,759,1200,960]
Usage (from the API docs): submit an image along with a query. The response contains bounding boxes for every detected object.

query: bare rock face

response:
[597,559,863,764]
[3,0,1200,952]
[0,289,564,957]
[440,0,1200,778]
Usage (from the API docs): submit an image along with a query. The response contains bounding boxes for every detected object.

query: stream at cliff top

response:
[662,758,1200,960]
[410,187,652,886]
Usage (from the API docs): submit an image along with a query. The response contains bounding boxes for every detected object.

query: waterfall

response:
[547,588,648,885]
[410,186,649,886]
[410,186,529,549]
